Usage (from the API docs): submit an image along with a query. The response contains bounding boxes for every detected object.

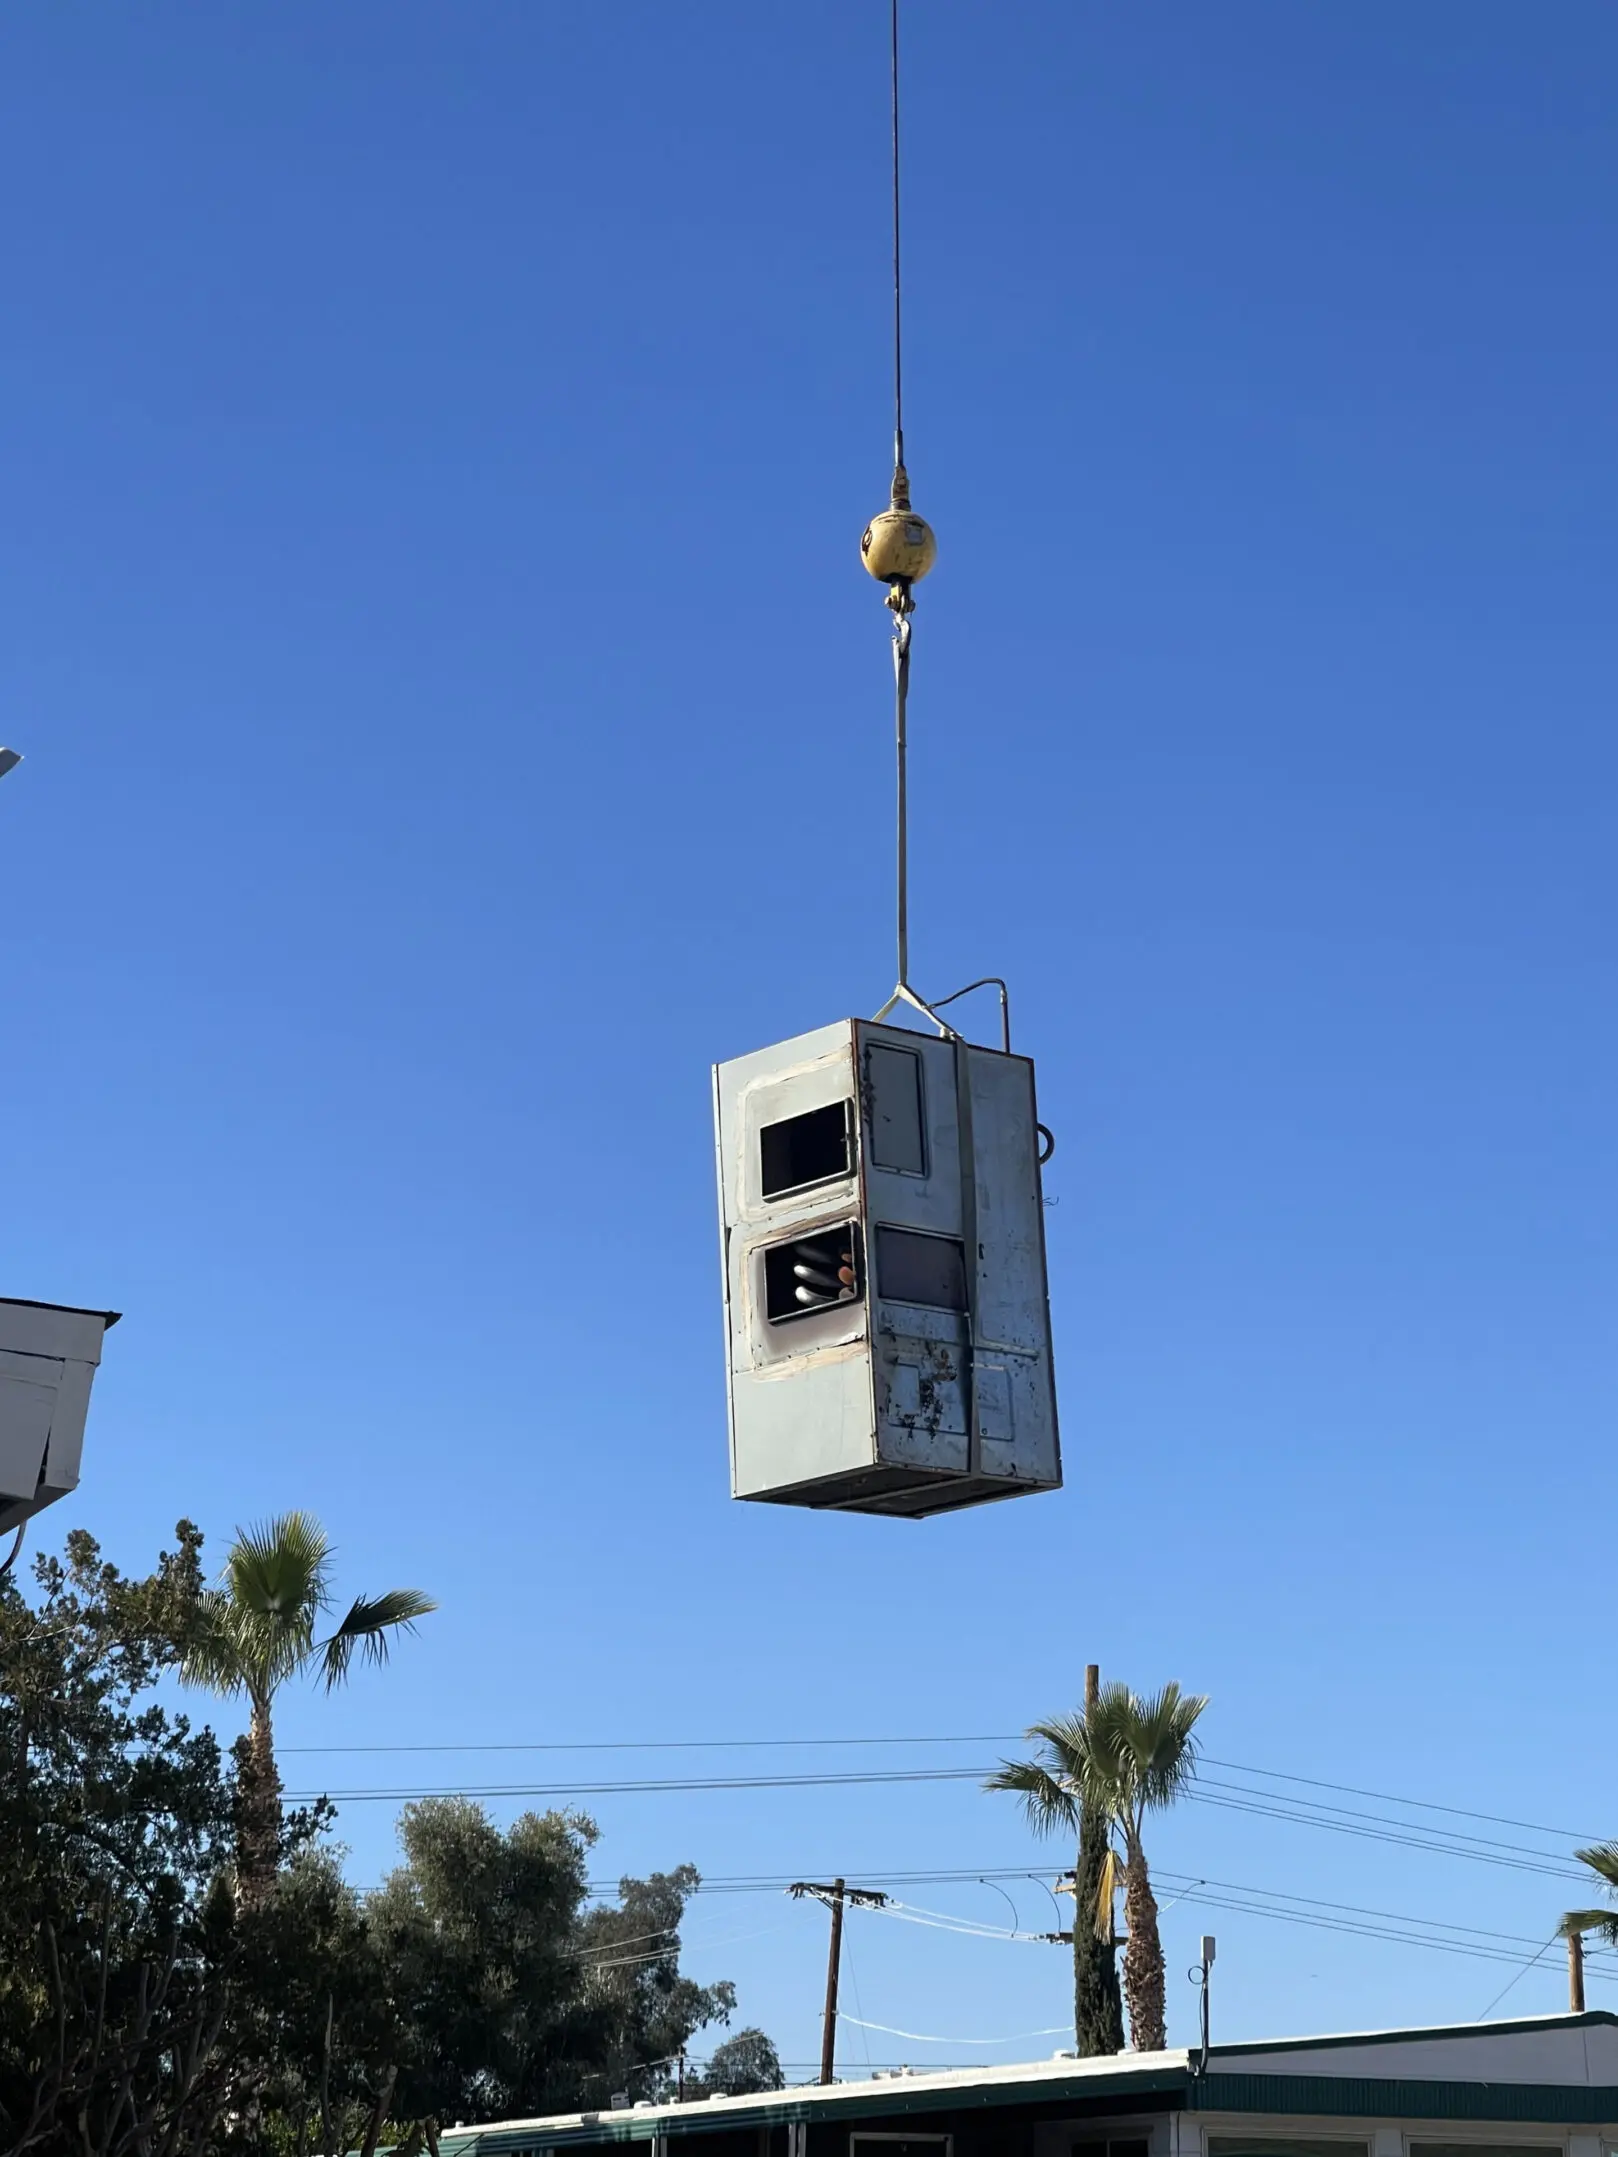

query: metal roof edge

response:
[1206,2013,1618,2062]
[0,1295,122,1326]
[441,2059,1195,2150]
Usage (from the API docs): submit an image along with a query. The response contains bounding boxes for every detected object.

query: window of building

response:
[1408,2144,1563,2157]
[851,2137,951,2157]
[1074,2135,1151,2157]
[1207,2140,1370,2157]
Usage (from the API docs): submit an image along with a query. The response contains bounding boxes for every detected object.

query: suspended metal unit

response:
[0,1297,119,1537]
[710,2,1064,1517]
[715,1018,1059,1518]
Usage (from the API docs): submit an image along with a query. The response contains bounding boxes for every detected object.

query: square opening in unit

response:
[876,1226,966,1309]
[764,1225,861,1323]
[759,1100,851,1199]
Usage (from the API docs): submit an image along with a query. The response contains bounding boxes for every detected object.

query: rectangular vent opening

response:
[760,1101,851,1200]
[764,1225,861,1324]
[877,1227,967,1310]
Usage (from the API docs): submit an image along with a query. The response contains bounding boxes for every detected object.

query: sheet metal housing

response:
[0,1298,119,1534]
[713,1018,1061,1518]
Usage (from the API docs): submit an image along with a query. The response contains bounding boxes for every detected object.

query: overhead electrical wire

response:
[839,2015,1072,2047]
[281,1762,1599,1887]
[275,1736,1612,1849]
[277,1734,1021,1756]
[605,1861,1617,1987]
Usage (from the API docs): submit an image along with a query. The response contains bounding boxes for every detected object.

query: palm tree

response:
[984,1706,1124,2056]
[181,1511,436,1907]
[989,1679,1206,2056]
[1559,1843,1618,2008]
[1561,1843,1618,1945]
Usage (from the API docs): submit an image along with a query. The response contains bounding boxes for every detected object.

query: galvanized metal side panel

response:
[963,1043,1061,1489]
[856,1024,963,1238]
[0,1359,57,1518]
[0,1337,102,1531]
[40,1346,93,1505]
[0,1300,111,1365]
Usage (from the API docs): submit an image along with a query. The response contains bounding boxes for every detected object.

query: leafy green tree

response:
[180,1512,436,1906]
[370,1801,738,2123]
[1,1523,766,2156]
[242,1847,408,2157]
[687,2029,784,2098]
[0,1523,243,2157]
[990,1679,1206,2055]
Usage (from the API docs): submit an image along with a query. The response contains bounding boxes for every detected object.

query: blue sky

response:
[3,0,1617,2075]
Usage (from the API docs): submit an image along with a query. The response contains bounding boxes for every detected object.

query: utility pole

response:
[1569,1931,1586,2013]
[789,1880,888,2085]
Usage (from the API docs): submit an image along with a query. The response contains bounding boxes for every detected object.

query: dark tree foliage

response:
[1073,1797,1125,2057]
[0,1523,239,2157]
[0,1524,764,2157]
[684,2031,783,2099]
[370,1806,737,2123]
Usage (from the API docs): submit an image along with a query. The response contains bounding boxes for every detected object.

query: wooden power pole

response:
[1569,1930,1586,2013]
[820,1879,846,2084]
[789,1879,888,2085]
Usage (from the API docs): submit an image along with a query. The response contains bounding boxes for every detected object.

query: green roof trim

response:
[1189,2074,1618,2124]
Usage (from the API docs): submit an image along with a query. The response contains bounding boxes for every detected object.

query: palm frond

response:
[1094,1844,1120,1943]
[983,1757,1079,1838]
[225,1511,333,1622]
[1561,1845,1618,1947]
[1023,1714,1089,1778]
[1573,1844,1618,1896]
[1079,1680,1208,1837]
[318,1587,438,1691]
[177,1589,254,1697]
[1559,1908,1618,1946]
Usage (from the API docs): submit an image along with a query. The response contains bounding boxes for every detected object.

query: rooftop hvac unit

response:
[713,1018,1060,1518]
[0,1298,120,1535]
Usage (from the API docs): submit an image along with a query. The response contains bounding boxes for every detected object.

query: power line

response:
[277,1735,1610,1851]
[281,1767,989,1802]
[1201,1758,1603,1851]
[283,1763,1593,1888]
[278,1734,1020,1756]
[583,1861,1618,1983]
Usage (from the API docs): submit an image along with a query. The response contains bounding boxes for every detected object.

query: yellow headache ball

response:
[860,503,937,585]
